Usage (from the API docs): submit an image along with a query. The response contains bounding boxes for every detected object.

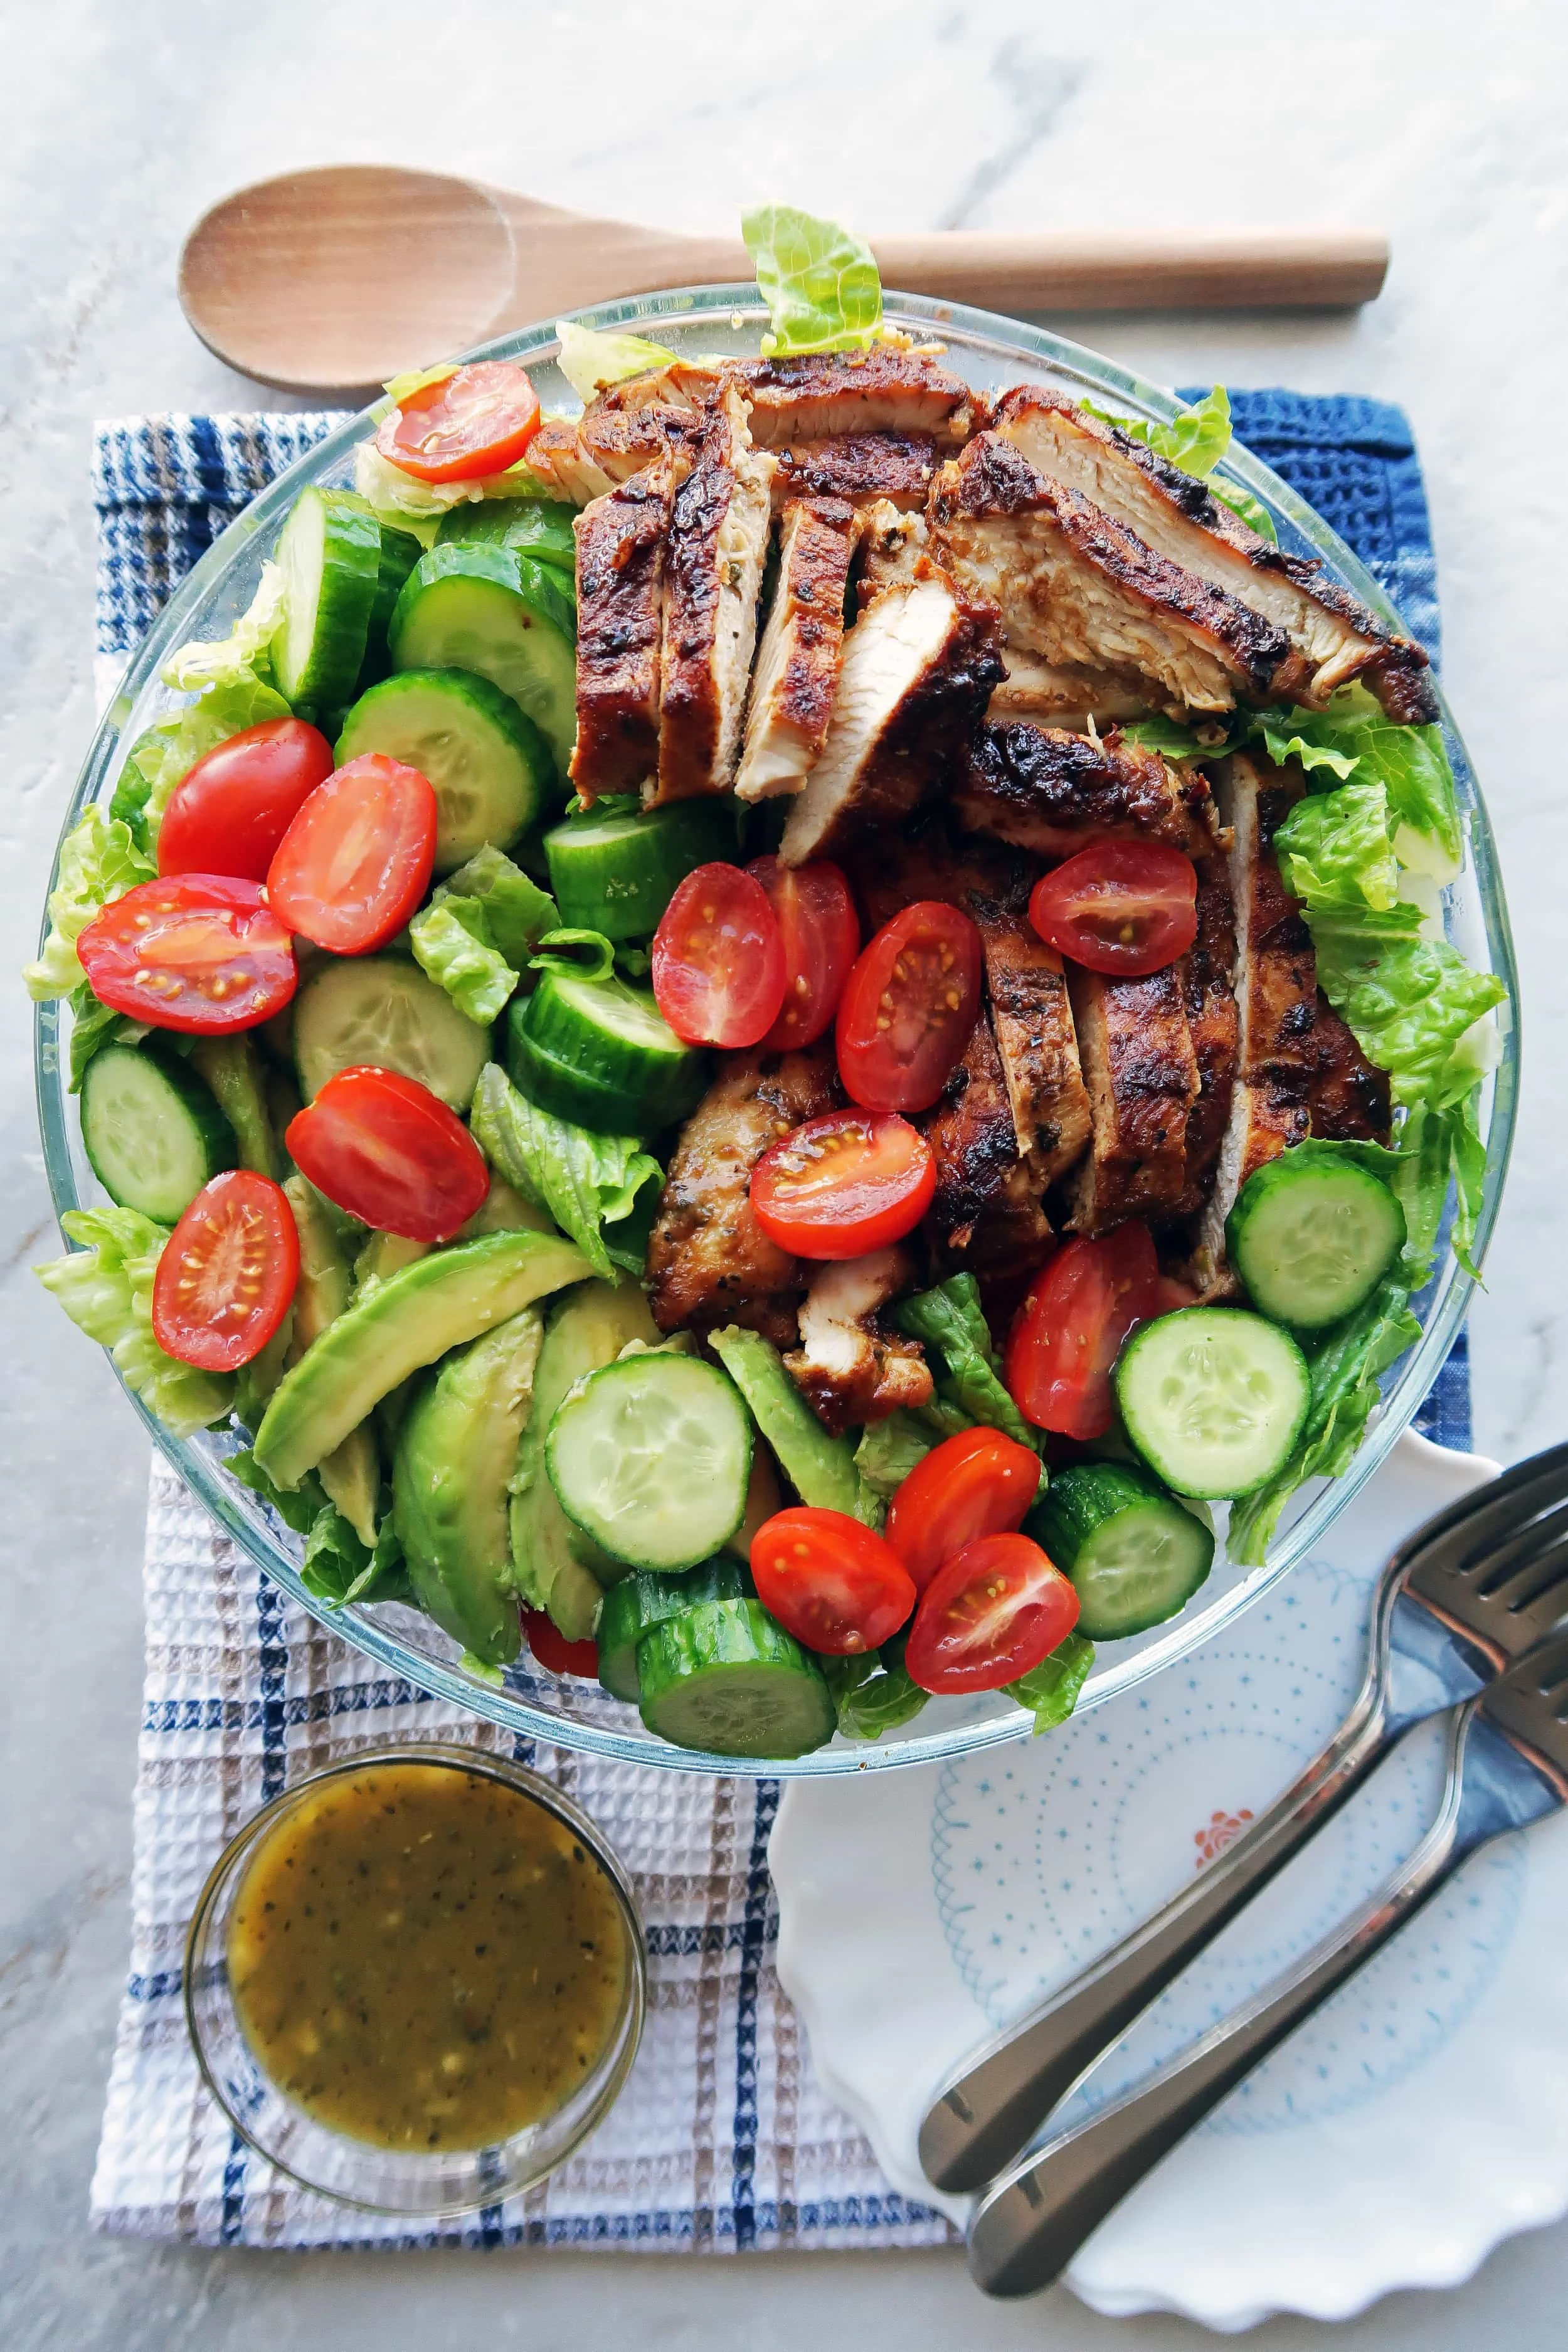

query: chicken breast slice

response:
[921,1012,1056,1288]
[987,647,1158,731]
[783,1248,934,1435]
[992,389,1436,723]
[955,720,1223,862]
[652,381,777,805]
[771,431,938,516]
[930,433,1306,716]
[646,1045,840,1344]
[779,561,1004,864]
[965,883,1092,1185]
[1171,861,1241,1219]
[569,448,679,800]
[734,497,858,803]
[1067,963,1200,1234]
[1309,992,1391,1142]
[743,349,978,450]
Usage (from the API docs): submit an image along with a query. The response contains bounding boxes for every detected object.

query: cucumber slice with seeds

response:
[1028,1463,1214,1640]
[636,1597,834,1759]
[335,669,551,873]
[508,967,706,1135]
[389,543,577,776]
[80,1043,236,1222]
[545,1352,751,1572]
[292,956,489,1110]
[270,487,382,711]
[596,1558,750,1702]
[543,797,739,941]
[1227,1152,1406,1330]
[1116,1308,1311,1500]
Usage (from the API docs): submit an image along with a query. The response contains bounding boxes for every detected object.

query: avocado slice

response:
[255,1227,588,1491]
[278,1175,381,1545]
[708,1326,869,1520]
[510,1278,659,1641]
[394,1308,544,1666]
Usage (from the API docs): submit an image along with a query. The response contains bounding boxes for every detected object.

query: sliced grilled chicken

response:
[784,1248,934,1434]
[744,349,978,450]
[1310,992,1392,1142]
[840,818,984,935]
[930,433,1306,716]
[646,1045,840,1345]
[1194,754,1320,1273]
[778,559,1004,864]
[921,1013,1056,1286]
[1067,963,1200,1234]
[987,647,1158,731]
[522,415,622,505]
[527,362,725,504]
[771,430,938,516]
[992,389,1437,722]
[1171,862,1241,1218]
[856,499,928,596]
[734,497,857,803]
[652,382,776,805]
[955,720,1222,861]
[569,448,679,800]
[966,882,1092,1185]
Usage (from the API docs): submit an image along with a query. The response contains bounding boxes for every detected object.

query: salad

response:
[30,207,1505,1761]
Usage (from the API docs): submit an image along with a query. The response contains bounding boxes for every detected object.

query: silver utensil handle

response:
[965,1716,1470,2299]
[919,1689,1391,2193]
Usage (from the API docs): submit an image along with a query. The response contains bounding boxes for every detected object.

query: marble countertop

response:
[4,1,1567,2343]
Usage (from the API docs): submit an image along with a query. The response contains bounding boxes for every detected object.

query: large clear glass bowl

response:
[36,287,1518,1777]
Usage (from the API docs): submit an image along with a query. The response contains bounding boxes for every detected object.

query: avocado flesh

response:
[191,1036,279,1181]
[510,1278,658,1641]
[708,1327,862,1516]
[280,1176,379,1544]
[255,1228,588,1490]
[394,1309,544,1666]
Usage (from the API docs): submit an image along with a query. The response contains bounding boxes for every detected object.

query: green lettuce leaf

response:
[852,1409,938,1500]
[162,564,287,694]
[352,439,558,546]
[528,927,616,983]
[895,1275,1039,1451]
[66,982,151,1091]
[554,320,676,405]
[1005,1631,1096,1732]
[469,1062,661,1281]
[1254,718,1359,782]
[227,1446,325,1535]
[1084,384,1278,542]
[111,671,293,851]
[742,205,882,356]
[35,1206,234,1436]
[408,898,517,1025]
[1248,686,1461,874]
[821,1632,929,1741]
[1273,778,1401,911]
[24,809,156,999]
[432,845,558,972]
[1118,716,1218,760]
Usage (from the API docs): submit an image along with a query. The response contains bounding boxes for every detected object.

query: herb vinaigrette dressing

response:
[228,1761,630,2151]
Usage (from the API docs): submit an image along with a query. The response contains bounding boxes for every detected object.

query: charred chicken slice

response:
[965,884,1093,1185]
[955,720,1222,862]
[734,497,857,803]
[987,647,1158,731]
[1172,862,1241,1218]
[1067,962,1200,1234]
[930,433,1306,715]
[783,1248,934,1434]
[743,349,978,450]
[921,1013,1055,1288]
[770,431,938,515]
[569,448,679,800]
[991,389,1436,722]
[646,1045,840,1346]
[653,382,776,805]
[1309,992,1392,1142]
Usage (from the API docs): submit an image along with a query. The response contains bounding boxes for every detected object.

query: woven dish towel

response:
[87,393,1469,2251]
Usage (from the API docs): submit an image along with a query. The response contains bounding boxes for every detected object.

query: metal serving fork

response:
[921,1441,1568,2196]
[967,1623,1568,2296]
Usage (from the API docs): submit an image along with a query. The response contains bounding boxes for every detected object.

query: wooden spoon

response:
[179,164,1389,395]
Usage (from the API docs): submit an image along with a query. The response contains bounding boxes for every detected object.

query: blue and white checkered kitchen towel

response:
[87,392,1469,2250]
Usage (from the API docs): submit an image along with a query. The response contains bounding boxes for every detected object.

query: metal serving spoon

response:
[177,165,1390,395]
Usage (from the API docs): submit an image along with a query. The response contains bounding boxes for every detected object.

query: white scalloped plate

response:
[773,1431,1568,2330]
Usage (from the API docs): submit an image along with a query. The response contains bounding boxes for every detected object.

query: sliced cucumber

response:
[80,1044,236,1222]
[270,487,382,711]
[1116,1308,1311,1500]
[1227,1151,1406,1330]
[437,495,576,578]
[637,1597,834,1759]
[292,956,490,1110]
[363,517,424,678]
[546,1352,752,1572]
[189,1036,278,1180]
[596,1557,750,1703]
[335,669,553,874]
[1029,1463,1214,1640]
[508,967,706,1135]
[543,797,739,942]
[389,543,578,776]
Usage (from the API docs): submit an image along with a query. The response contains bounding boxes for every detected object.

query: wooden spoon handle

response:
[867,226,1388,311]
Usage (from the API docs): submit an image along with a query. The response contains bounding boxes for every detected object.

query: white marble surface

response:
[3,1,1566,2343]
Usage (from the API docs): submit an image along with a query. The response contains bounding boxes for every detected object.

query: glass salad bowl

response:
[35,286,1519,1778]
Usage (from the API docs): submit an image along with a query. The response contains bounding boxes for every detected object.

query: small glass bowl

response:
[183,1741,646,2218]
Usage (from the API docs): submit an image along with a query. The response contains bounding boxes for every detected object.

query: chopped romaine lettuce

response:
[1273,778,1401,912]
[431,845,557,972]
[66,982,151,1091]
[895,1275,1039,1452]
[24,809,156,999]
[469,1063,662,1281]
[165,564,287,694]
[1252,685,1461,875]
[554,320,676,406]
[1005,1631,1096,1732]
[351,439,559,546]
[821,1632,928,1740]
[527,928,616,983]
[228,1445,325,1535]
[34,1205,234,1436]
[408,899,518,1025]
[1118,715,1219,760]
[852,1409,938,1499]
[742,205,882,356]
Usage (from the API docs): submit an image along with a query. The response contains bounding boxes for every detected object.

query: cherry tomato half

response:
[521,1608,600,1678]
[750,1109,936,1260]
[748,856,860,1050]
[750,1506,916,1656]
[286,1066,490,1242]
[151,1170,299,1372]
[77,874,297,1034]
[904,1532,1080,1695]
[267,755,437,955]
[836,900,983,1113]
[652,862,787,1047]
[375,361,543,484]
[1027,841,1198,976]
[156,718,334,882]
[886,1427,1042,1596]
[1004,1222,1162,1442]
